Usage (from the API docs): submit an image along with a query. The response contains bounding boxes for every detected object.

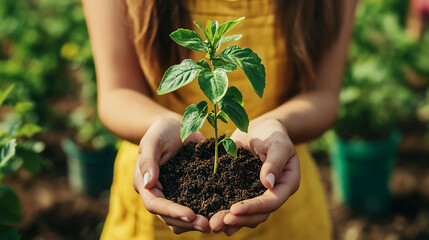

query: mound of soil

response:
[159,138,265,219]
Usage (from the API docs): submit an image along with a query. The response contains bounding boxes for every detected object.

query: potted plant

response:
[61,30,119,197]
[0,85,46,240]
[330,0,424,215]
[155,17,267,218]
[62,107,118,197]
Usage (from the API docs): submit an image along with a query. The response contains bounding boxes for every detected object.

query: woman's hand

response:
[132,117,211,234]
[209,119,301,236]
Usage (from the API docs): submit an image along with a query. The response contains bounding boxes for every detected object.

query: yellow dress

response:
[101,0,332,239]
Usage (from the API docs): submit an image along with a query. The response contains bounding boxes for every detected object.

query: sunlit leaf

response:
[220,46,265,98]
[219,97,249,132]
[197,59,211,70]
[157,59,204,95]
[212,58,237,73]
[170,29,209,52]
[15,124,42,138]
[217,111,228,123]
[198,69,228,103]
[224,86,243,106]
[222,138,237,157]
[0,85,14,107]
[0,140,16,168]
[213,17,245,46]
[180,101,208,141]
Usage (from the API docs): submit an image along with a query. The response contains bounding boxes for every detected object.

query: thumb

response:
[260,141,295,189]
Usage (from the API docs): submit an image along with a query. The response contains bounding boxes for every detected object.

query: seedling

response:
[157,17,266,173]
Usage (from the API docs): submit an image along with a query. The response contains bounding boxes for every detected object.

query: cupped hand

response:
[132,116,211,234]
[209,119,301,236]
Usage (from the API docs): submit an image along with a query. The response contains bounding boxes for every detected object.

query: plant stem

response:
[213,103,219,174]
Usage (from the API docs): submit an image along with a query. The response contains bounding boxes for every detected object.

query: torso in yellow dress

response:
[101,0,332,239]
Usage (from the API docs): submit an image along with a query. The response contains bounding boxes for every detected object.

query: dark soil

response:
[159,137,266,219]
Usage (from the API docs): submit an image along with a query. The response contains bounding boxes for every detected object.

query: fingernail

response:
[193,226,204,232]
[143,172,151,188]
[180,216,190,222]
[266,173,275,189]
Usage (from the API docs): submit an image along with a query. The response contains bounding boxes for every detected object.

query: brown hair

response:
[124,0,343,90]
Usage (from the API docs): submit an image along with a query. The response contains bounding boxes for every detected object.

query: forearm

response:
[257,89,339,144]
[98,88,181,145]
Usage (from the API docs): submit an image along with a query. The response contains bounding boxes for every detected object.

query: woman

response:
[82,0,358,239]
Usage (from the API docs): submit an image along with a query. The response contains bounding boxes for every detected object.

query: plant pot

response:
[330,131,402,215]
[61,138,116,197]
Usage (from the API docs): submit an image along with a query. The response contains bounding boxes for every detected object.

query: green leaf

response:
[211,20,218,38]
[0,225,19,240]
[224,86,243,106]
[16,147,45,175]
[207,112,215,128]
[212,58,237,73]
[220,46,266,98]
[219,34,243,47]
[180,101,208,142]
[157,59,204,95]
[0,184,21,224]
[197,59,211,70]
[198,69,228,103]
[217,111,228,123]
[219,97,249,132]
[222,138,237,157]
[193,21,209,38]
[0,140,22,179]
[213,17,245,46]
[206,20,214,42]
[0,85,14,107]
[170,29,209,52]
[15,124,42,138]
[0,140,16,168]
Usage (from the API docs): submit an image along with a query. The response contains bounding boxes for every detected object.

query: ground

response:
[4,133,429,240]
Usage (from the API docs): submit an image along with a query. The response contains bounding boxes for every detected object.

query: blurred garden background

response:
[1,0,429,239]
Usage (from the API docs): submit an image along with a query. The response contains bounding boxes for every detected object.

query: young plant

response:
[157,17,266,173]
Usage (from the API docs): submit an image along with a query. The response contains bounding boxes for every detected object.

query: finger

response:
[168,226,191,235]
[158,214,210,233]
[138,137,162,189]
[209,210,229,232]
[223,213,269,228]
[231,155,300,215]
[140,187,196,222]
[260,138,295,189]
[183,131,206,145]
[224,226,241,236]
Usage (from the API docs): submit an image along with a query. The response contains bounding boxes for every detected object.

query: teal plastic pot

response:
[61,139,116,197]
[330,131,401,215]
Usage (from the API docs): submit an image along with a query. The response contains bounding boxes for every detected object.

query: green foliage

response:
[158,59,205,95]
[198,69,228,103]
[0,0,89,126]
[170,29,209,53]
[219,46,266,98]
[158,18,266,173]
[0,185,21,224]
[0,0,117,151]
[221,138,237,158]
[0,225,19,240]
[180,101,208,142]
[0,85,47,239]
[333,0,426,140]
